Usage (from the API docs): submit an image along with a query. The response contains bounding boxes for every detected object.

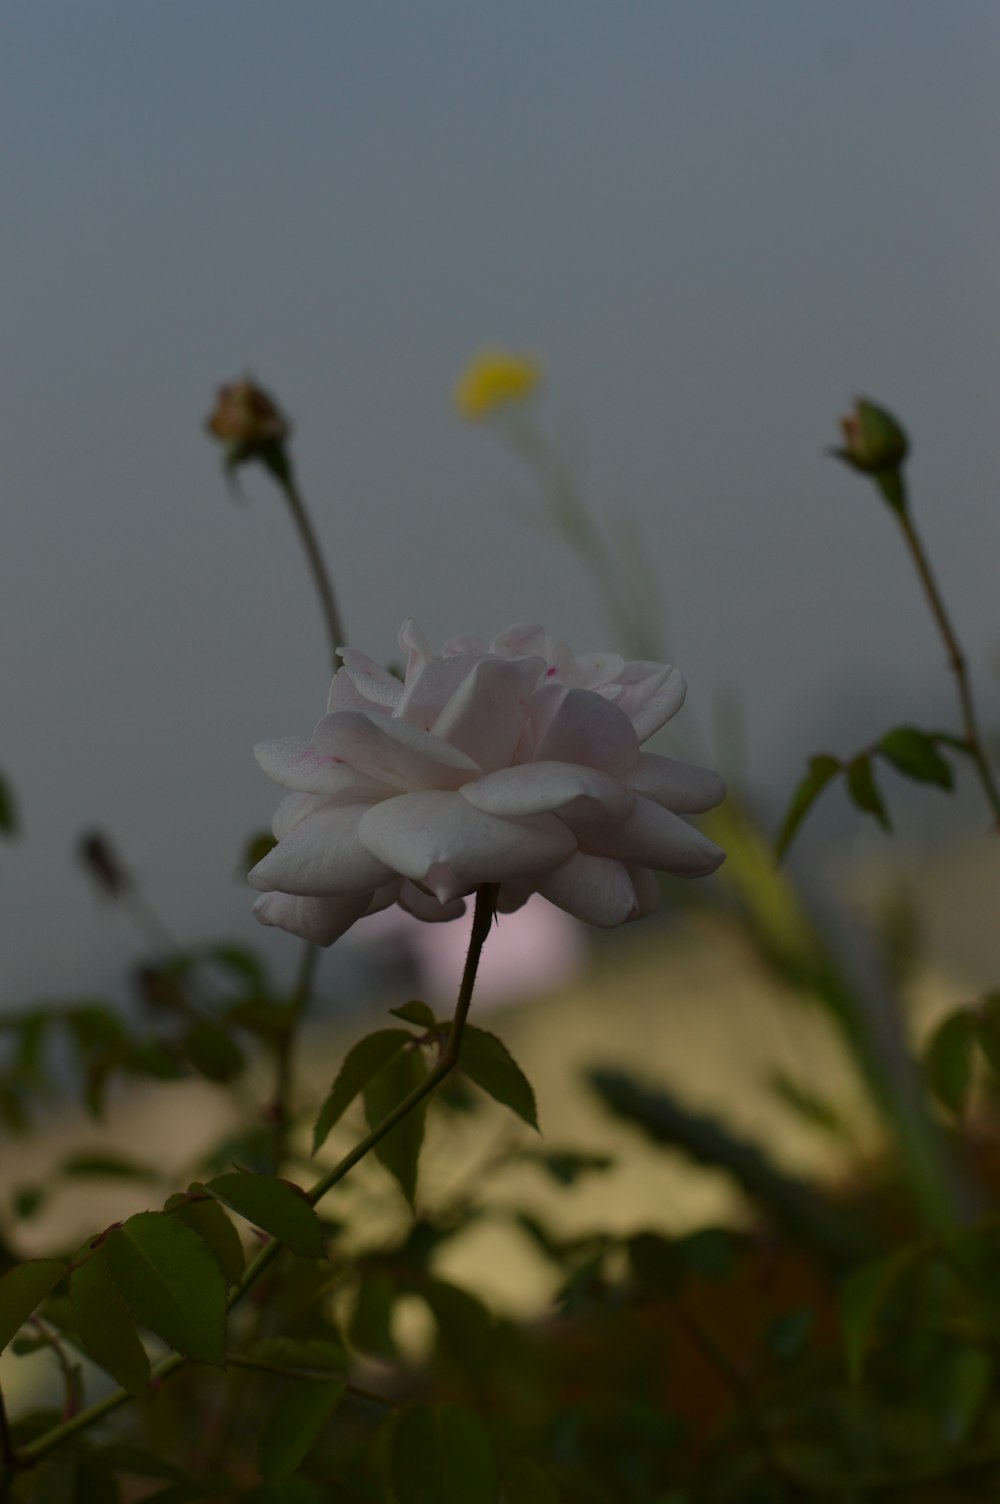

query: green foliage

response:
[390,1403,499,1504]
[458,1025,539,1130]
[775,753,841,857]
[206,1172,326,1259]
[364,1043,429,1206]
[312,1027,414,1152]
[845,753,891,830]
[0,1259,66,1352]
[924,1008,977,1116]
[0,770,18,835]
[71,1249,150,1395]
[840,1244,923,1382]
[257,1378,347,1480]
[104,1213,227,1366]
[165,1188,246,1284]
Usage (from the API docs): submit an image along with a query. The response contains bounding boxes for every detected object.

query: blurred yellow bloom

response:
[454,348,541,420]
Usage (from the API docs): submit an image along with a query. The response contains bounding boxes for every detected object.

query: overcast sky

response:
[3,3,999,1002]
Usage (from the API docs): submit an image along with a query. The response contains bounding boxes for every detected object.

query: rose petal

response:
[432,656,544,771]
[313,711,481,790]
[327,666,394,716]
[537,852,639,926]
[357,790,576,902]
[574,652,626,687]
[255,737,373,796]
[626,752,726,813]
[339,649,404,710]
[398,619,434,683]
[564,793,725,877]
[253,891,372,946]
[442,634,488,656]
[250,801,396,897]
[527,684,639,773]
[603,664,686,742]
[366,881,403,915]
[272,792,332,840]
[461,760,633,819]
[628,865,662,917]
[397,881,467,922]
[395,653,487,730]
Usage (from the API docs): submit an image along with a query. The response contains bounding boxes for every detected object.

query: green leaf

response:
[457,1026,538,1130]
[349,1271,397,1359]
[71,1248,150,1396]
[249,1336,346,1374]
[0,1260,66,1353]
[257,1377,346,1480]
[105,1213,226,1366]
[775,754,841,857]
[974,991,1000,1076]
[423,1279,494,1375]
[183,1019,245,1083]
[59,1152,158,1183]
[208,944,270,990]
[500,1455,561,1504]
[312,1028,412,1152]
[925,1009,977,1115]
[877,726,954,790]
[206,1172,325,1260]
[389,1001,437,1029]
[364,1045,428,1207]
[845,754,891,831]
[166,1188,245,1284]
[766,1070,849,1140]
[521,1148,614,1186]
[841,1245,921,1381]
[390,1403,499,1504]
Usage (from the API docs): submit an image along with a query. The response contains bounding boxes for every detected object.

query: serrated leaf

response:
[364,1045,428,1207]
[206,1172,325,1259]
[0,1260,66,1353]
[846,754,891,830]
[312,1028,412,1152]
[925,1009,977,1115]
[841,1245,921,1382]
[167,1188,245,1284]
[105,1213,226,1366]
[257,1377,346,1480]
[500,1454,561,1504]
[775,754,841,857]
[184,1019,245,1083]
[878,726,954,790]
[458,1026,538,1130]
[71,1249,150,1396]
[390,1403,499,1504]
[390,1001,437,1029]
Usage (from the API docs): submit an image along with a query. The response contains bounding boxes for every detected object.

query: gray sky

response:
[3,2,999,1001]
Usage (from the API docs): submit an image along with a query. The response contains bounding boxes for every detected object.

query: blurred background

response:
[2,0,1000,1212]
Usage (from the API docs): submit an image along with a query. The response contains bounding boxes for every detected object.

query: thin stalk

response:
[224,1354,394,1407]
[269,941,320,1172]
[275,470,346,675]
[18,886,498,1469]
[895,507,1000,826]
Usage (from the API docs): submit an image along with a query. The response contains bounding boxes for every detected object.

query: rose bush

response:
[250,621,725,944]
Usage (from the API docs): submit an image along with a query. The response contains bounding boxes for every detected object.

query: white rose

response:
[250,621,725,945]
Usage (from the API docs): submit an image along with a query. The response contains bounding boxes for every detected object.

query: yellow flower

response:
[454,348,541,420]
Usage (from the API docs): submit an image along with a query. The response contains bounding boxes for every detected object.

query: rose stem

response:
[894,506,1000,827]
[18,885,498,1468]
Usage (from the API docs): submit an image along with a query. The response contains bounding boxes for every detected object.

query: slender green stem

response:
[232,884,497,1307]
[17,887,497,1469]
[275,471,346,675]
[224,1354,394,1407]
[270,941,320,1172]
[895,508,1000,826]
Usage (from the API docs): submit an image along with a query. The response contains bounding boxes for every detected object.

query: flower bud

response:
[454,348,542,421]
[205,378,292,485]
[833,397,909,512]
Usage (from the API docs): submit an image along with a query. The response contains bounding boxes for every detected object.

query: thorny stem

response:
[275,469,346,677]
[895,507,1000,827]
[14,886,498,1474]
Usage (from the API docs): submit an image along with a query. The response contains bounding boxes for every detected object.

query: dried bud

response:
[205,378,292,485]
[78,831,130,897]
[833,398,909,511]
